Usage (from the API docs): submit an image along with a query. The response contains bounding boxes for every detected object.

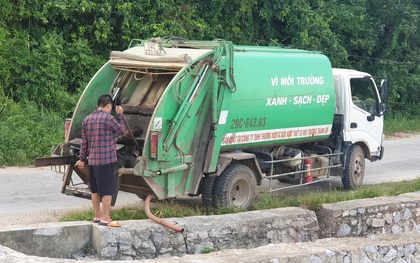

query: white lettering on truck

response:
[271,75,278,86]
[296,76,324,85]
[294,96,312,105]
[270,75,295,86]
[266,94,330,107]
[270,75,325,87]
[266,96,288,106]
[280,76,294,86]
[317,95,329,105]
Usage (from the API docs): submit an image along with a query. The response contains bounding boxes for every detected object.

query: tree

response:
[368,0,420,115]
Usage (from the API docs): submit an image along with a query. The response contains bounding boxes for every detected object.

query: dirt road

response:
[0,166,141,225]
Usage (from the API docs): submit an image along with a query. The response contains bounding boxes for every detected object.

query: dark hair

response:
[97,94,113,108]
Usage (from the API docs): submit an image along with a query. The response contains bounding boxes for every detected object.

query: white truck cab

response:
[333,68,386,161]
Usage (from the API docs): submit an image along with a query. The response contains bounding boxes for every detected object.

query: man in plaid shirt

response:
[76,94,126,227]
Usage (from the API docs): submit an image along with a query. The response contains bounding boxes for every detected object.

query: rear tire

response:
[200,175,217,207]
[342,145,365,190]
[214,164,256,210]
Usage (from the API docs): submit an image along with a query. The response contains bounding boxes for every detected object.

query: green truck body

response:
[36,38,387,209]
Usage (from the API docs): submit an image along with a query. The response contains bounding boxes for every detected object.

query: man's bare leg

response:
[91,193,101,221]
[101,195,112,223]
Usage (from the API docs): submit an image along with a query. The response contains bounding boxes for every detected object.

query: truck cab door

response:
[348,77,384,160]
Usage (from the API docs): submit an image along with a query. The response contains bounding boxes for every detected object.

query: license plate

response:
[144,42,162,56]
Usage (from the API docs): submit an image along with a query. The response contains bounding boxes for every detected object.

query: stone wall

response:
[92,207,319,260]
[318,192,420,238]
[137,232,420,263]
[4,232,420,262]
[93,192,420,261]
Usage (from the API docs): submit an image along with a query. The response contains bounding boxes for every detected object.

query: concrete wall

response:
[0,222,91,259]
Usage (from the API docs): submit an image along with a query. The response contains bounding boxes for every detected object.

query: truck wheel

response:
[214,164,256,209]
[342,145,365,190]
[200,175,217,207]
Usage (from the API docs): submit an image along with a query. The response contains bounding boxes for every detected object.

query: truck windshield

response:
[350,78,378,115]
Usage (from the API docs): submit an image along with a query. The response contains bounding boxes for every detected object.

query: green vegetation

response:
[1,0,420,165]
[80,243,95,255]
[255,179,420,212]
[60,207,148,222]
[60,200,246,222]
[0,102,64,166]
[201,247,219,254]
[384,116,420,137]
[60,179,420,221]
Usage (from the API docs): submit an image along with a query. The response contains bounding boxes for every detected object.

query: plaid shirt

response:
[80,109,126,166]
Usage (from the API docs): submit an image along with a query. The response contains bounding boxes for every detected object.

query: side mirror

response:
[380,103,388,116]
[380,79,390,101]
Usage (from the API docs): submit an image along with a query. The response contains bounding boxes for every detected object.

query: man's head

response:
[97,94,113,113]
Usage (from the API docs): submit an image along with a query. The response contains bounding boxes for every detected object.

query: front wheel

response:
[214,164,256,210]
[342,145,365,190]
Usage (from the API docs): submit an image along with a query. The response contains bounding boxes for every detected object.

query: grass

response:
[80,243,95,255]
[201,247,219,254]
[60,199,246,222]
[60,178,420,222]
[60,207,149,222]
[384,116,420,137]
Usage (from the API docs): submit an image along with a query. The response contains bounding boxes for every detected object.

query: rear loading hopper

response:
[36,39,235,201]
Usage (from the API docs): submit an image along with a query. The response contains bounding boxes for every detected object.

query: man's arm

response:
[109,105,126,136]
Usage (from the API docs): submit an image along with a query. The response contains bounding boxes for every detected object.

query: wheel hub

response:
[229,179,250,206]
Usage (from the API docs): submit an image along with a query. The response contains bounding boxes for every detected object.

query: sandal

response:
[98,221,121,227]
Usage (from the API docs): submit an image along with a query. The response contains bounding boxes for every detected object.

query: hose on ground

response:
[144,194,184,233]
[144,194,189,253]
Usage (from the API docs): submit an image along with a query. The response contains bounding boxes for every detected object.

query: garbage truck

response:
[35,38,388,209]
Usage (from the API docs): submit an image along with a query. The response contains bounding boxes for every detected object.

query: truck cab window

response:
[350,78,378,115]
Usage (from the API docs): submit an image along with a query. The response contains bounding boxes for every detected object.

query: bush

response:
[0,101,64,166]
